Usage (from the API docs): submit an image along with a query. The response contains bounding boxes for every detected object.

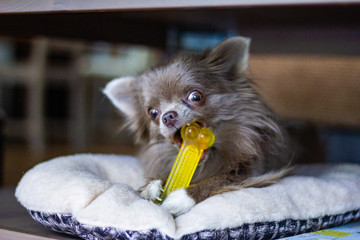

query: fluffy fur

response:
[104,37,290,215]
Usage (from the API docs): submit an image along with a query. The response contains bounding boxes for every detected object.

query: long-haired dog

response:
[104,37,290,216]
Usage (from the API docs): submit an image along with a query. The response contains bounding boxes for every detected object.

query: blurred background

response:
[0,5,359,187]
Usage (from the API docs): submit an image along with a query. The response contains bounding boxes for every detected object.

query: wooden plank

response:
[0,229,58,240]
[1,0,360,14]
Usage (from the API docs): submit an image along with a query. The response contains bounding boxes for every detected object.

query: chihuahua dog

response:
[104,37,290,216]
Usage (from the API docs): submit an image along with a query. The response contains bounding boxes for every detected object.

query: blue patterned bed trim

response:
[28,209,360,240]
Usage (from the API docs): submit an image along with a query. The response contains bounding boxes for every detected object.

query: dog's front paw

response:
[161,188,195,217]
[139,179,163,201]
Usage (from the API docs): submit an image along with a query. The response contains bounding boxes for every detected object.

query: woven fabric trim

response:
[28,209,360,240]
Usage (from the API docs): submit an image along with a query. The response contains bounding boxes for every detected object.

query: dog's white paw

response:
[139,179,163,201]
[161,188,195,217]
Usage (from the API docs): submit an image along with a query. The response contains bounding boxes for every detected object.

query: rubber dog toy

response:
[158,122,215,203]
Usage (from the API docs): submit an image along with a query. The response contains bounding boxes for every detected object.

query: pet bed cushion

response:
[16,154,360,240]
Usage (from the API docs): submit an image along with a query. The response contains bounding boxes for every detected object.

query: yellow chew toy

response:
[158,122,215,203]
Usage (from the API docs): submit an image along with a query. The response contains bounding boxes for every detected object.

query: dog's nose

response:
[162,111,178,127]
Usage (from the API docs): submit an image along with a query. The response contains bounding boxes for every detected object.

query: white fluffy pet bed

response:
[16,154,360,240]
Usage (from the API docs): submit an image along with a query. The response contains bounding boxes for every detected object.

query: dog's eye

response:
[148,108,159,120]
[188,91,203,102]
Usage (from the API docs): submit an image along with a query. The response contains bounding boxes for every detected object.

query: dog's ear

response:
[103,77,150,143]
[103,76,139,119]
[204,36,250,76]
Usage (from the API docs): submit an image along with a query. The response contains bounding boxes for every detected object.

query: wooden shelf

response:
[0,4,359,53]
[0,0,359,14]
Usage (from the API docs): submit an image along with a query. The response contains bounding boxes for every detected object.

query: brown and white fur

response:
[103,37,290,216]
